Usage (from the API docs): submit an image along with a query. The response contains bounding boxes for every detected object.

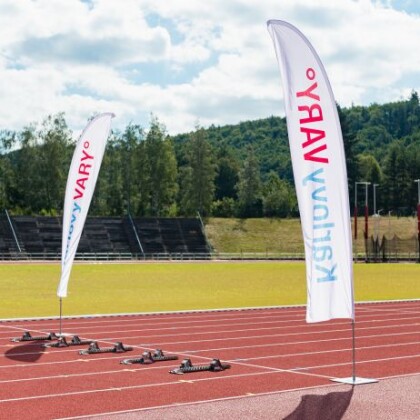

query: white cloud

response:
[0,0,419,137]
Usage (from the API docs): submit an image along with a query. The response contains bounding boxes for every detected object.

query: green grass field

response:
[0,262,419,319]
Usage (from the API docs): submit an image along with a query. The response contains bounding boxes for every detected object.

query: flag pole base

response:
[331,377,378,385]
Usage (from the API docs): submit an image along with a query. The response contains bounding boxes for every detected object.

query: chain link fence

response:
[366,235,420,262]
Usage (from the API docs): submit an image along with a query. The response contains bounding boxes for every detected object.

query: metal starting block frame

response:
[79,341,133,355]
[10,332,58,343]
[121,349,178,365]
[43,335,91,348]
[170,358,231,375]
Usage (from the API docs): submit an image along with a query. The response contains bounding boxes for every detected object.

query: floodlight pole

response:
[373,184,379,216]
[373,184,379,240]
[355,182,370,240]
[415,179,420,262]
[354,183,358,240]
[363,182,370,240]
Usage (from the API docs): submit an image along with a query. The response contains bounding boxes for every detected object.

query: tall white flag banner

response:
[57,113,115,298]
[267,20,354,322]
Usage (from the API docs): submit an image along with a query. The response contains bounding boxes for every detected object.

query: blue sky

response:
[0,0,419,137]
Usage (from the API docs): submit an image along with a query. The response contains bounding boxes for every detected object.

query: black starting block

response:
[10,332,58,343]
[120,349,178,365]
[43,335,92,348]
[79,341,133,355]
[169,358,231,375]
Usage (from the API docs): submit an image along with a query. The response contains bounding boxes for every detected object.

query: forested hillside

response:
[0,91,419,217]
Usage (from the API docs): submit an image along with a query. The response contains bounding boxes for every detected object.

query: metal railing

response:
[0,251,305,262]
[0,250,418,262]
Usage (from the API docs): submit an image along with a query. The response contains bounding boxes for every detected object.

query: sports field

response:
[1,261,419,319]
[1,262,419,419]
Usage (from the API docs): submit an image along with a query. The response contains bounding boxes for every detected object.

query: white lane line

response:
[229,341,420,363]
[87,322,420,347]
[3,300,417,329]
[0,368,333,404]
[2,359,418,409]
[172,331,419,355]
[1,341,418,385]
[1,329,418,370]
[53,372,420,420]
[2,307,416,334]
[0,309,306,328]
[288,354,420,372]
[2,315,419,350]
[1,320,418,362]
[3,313,418,340]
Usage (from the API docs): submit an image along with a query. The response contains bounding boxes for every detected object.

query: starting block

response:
[10,332,58,343]
[79,341,133,355]
[44,335,91,348]
[169,358,231,375]
[120,349,178,365]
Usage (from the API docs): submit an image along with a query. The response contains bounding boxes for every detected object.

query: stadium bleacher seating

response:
[0,213,21,258]
[0,213,210,260]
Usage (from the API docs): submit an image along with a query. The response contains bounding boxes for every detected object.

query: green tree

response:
[121,124,146,215]
[214,145,239,200]
[0,130,17,210]
[37,113,72,213]
[180,127,216,216]
[262,171,297,217]
[91,130,126,216]
[236,146,263,217]
[14,114,72,214]
[357,154,383,184]
[143,118,178,216]
[15,124,41,213]
[382,141,412,213]
[337,104,359,209]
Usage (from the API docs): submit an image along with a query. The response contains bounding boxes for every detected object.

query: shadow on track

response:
[284,387,354,420]
[5,342,46,363]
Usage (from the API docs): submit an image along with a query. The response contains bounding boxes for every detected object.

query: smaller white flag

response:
[57,113,114,298]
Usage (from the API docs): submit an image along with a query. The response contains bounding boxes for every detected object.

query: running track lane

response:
[0,301,419,419]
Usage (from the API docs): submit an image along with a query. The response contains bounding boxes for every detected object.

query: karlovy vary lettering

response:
[64,141,94,259]
[297,68,336,283]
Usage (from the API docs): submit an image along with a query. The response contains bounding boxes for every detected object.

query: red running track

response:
[0,301,419,419]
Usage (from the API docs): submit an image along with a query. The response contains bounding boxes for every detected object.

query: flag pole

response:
[59,297,63,337]
[352,319,356,382]
[331,317,378,385]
